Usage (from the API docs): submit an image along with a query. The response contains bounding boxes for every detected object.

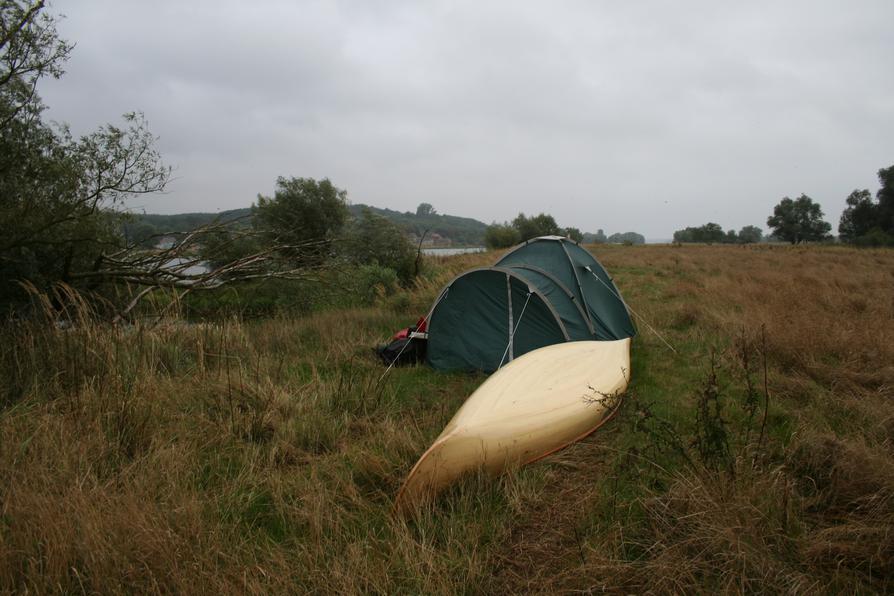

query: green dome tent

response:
[426,236,636,372]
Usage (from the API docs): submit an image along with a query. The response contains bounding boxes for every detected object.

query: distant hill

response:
[126,204,649,248]
[123,208,252,246]
[349,204,487,246]
[133,208,252,232]
[127,205,488,247]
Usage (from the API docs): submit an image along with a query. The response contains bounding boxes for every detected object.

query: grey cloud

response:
[40,0,894,237]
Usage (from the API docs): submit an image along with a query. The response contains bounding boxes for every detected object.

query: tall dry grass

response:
[533,244,894,593]
[0,244,892,593]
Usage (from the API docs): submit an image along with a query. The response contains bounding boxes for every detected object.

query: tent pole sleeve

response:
[506,273,514,362]
[560,241,596,333]
[509,264,596,336]
[492,266,571,341]
[498,291,532,369]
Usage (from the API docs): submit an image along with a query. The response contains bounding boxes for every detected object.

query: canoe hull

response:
[395,338,631,510]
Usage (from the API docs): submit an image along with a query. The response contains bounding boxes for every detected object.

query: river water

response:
[422,247,486,256]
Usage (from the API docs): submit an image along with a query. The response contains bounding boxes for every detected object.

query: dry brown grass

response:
[502,244,894,593]
[1,244,893,593]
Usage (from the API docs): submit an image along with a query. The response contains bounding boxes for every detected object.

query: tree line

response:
[484,213,644,249]
[123,203,488,251]
[674,167,894,245]
[674,224,763,244]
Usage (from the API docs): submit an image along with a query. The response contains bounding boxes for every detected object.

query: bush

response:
[340,208,416,283]
[253,177,349,263]
[356,264,399,304]
[484,223,520,249]
[182,279,317,318]
[512,213,561,241]
[854,228,894,247]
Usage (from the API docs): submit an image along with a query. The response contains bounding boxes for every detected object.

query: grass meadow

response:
[1,244,893,594]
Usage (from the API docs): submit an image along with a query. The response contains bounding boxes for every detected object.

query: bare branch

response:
[57,217,337,321]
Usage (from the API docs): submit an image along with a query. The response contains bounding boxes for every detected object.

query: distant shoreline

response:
[422,247,486,256]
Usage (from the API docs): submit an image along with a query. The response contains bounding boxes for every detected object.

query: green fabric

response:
[426,270,508,372]
[508,267,591,340]
[563,242,637,340]
[508,274,568,361]
[496,240,586,307]
[426,237,635,372]
[427,270,565,372]
[496,238,636,340]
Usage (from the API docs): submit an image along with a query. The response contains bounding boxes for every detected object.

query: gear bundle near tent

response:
[425,236,636,372]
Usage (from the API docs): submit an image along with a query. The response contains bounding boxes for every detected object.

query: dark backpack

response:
[375,334,427,367]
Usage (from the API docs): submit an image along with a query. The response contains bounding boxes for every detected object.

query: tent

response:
[425,236,635,372]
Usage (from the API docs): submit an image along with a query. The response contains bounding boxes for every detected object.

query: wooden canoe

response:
[395,338,631,510]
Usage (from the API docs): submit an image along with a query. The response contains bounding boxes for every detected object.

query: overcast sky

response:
[40,0,893,239]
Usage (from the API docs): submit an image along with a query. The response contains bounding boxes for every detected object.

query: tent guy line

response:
[377,287,450,383]
[584,266,677,354]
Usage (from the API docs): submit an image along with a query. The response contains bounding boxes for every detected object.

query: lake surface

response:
[422,247,486,256]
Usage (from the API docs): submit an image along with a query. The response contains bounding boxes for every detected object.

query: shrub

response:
[356,264,399,304]
[484,223,520,249]
[340,208,416,283]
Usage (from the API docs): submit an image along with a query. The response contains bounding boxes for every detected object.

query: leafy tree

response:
[512,212,561,241]
[564,227,583,242]
[838,189,876,242]
[0,0,71,128]
[253,177,348,262]
[484,222,520,249]
[1,111,169,291]
[415,202,437,217]
[674,223,762,244]
[339,207,415,282]
[699,223,724,243]
[766,195,831,244]
[0,2,170,307]
[838,166,894,246]
[878,165,894,234]
[0,3,348,319]
[582,229,607,244]
[607,232,646,245]
[673,223,725,244]
[738,225,763,244]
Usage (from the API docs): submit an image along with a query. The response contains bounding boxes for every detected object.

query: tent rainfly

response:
[426,236,635,372]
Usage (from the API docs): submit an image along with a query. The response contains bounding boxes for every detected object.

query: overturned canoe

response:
[395,338,631,510]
